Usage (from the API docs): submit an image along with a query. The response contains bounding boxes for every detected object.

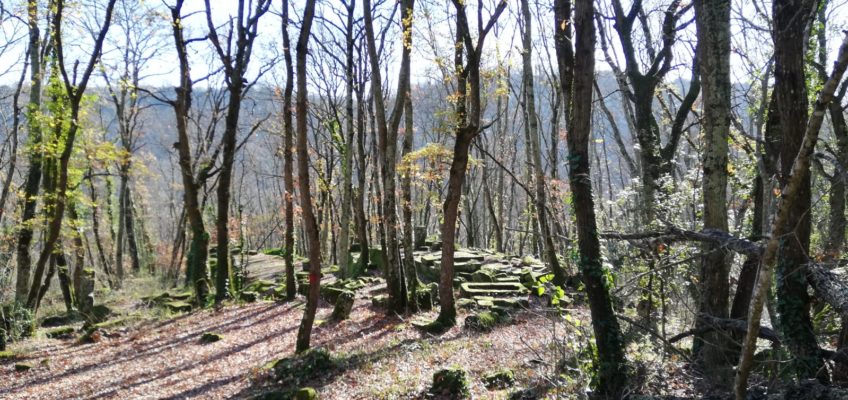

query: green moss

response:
[0,350,16,359]
[431,367,470,398]
[295,387,318,400]
[262,247,287,257]
[483,369,515,389]
[200,332,223,343]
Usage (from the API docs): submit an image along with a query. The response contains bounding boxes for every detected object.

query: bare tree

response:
[363,0,415,313]
[434,0,507,328]
[203,0,272,302]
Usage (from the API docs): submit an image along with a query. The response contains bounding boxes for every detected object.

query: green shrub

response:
[1,303,35,348]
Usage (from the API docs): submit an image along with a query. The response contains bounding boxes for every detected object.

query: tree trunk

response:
[214,86,242,302]
[772,0,824,381]
[294,0,319,353]
[124,184,141,273]
[402,81,418,312]
[559,0,629,396]
[87,171,113,284]
[170,0,210,305]
[692,0,732,383]
[15,0,44,303]
[336,0,356,279]
[115,169,127,284]
[354,86,370,269]
[521,0,565,286]
[204,0,271,303]
[436,0,506,327]
[281,0,297,301]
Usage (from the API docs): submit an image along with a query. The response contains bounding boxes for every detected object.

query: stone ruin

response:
[412,245,551,313]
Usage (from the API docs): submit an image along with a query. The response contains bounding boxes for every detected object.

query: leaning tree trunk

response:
[735,30,848,400]
[559,0,629,396]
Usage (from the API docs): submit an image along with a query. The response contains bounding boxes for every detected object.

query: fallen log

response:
[808,264,848,320]
[668,314,780,345]
[601,226,763,257]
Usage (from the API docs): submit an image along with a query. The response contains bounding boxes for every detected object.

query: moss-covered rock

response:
[14,363,33,372]
[268,348,335,387]
[40,312,82,328]
[320,286,347,304]
[456,298,476,309]
[464,311,501,332]
[483,369,515,389]
[295,387,318,400]
[200,332,223,343]
[239,291,259,303]
[431,367,470,398]
[415,287,433,311]
[245,279,277,294]
[492,298,529,309]
[330,290,355,321]
[44,326,75,339]
[471,270,496,283]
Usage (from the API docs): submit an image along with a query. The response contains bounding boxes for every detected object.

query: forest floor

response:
[1,254,699,399]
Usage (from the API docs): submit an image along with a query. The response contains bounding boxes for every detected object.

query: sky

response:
[0,0,845,91]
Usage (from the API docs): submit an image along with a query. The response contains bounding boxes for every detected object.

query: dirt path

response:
[241,254,288,283]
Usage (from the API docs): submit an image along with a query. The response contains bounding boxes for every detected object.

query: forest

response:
[1,0,848,398]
